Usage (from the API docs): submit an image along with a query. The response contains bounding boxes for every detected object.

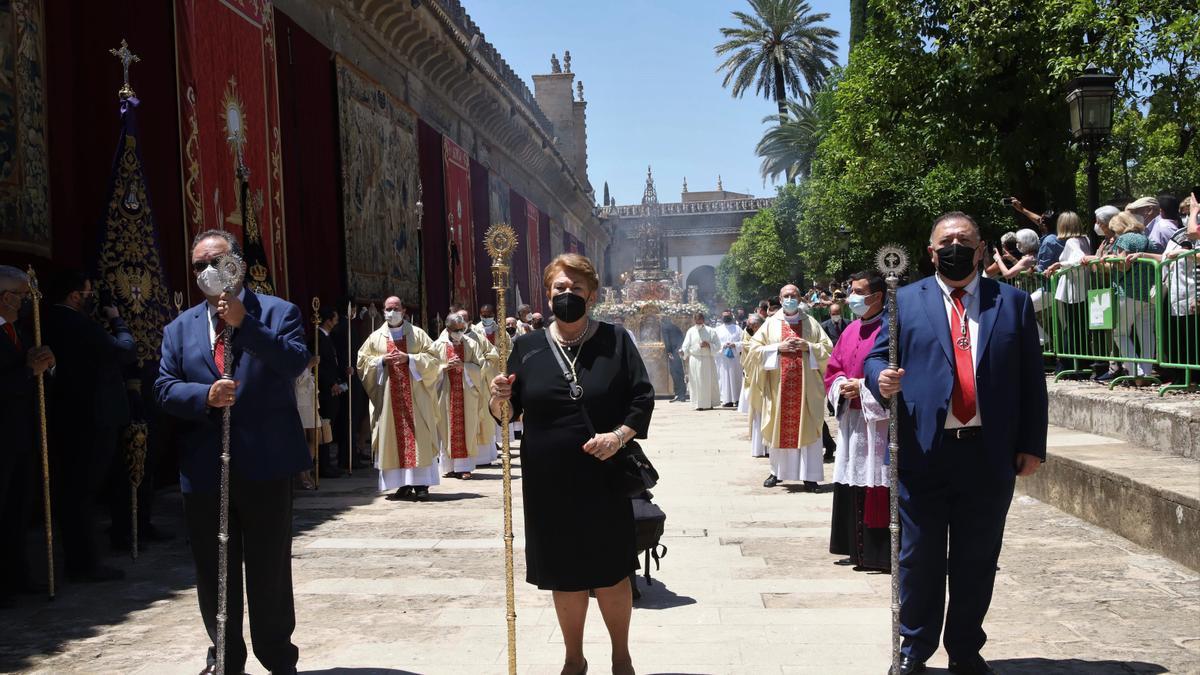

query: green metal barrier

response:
[1157,249,1199,396]
[1007,271,1057,359]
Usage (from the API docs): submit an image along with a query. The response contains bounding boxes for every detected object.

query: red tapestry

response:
[386,335,419,468]
[442,137,476,314]
[175,0,287,300]
[445,341,468,459]
[526,199,541,295]
[778,320,805,448]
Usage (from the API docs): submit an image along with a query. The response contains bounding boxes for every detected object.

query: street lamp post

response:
[837,225,850,281]
[1065,65,1118,214]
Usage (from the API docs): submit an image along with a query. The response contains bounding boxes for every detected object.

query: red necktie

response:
[3,323,20,351]
[949,289,977,425]
[213,317,228,373]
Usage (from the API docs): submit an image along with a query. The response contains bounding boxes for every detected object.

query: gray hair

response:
[1014,228,1040,254]
[191,228,243,258]
[1000,231,1017,247]
[1095,205,1121,227]
[746,314,764,326]
[445,313,467,330]
[0,265,29,291]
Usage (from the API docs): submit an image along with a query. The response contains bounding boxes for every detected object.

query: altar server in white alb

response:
[356,297,442,501]
[715,309,745,408]
[738,314,767,457]
[747,284,833,490]
[680,312,720,410]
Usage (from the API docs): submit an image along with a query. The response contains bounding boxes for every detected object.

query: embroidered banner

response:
[563,230,586,256]
[92,98,173,368]
[335,57,421,304]
[174,0,287,298]
[0,0,49,255]
[443,137,476,313]
[525,199,541,296]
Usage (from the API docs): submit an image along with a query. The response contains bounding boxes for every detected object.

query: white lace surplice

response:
[829,376,889,488]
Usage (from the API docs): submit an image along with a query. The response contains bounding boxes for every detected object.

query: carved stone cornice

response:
[601,197,775,219]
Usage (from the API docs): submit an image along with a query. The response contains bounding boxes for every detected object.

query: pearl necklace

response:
[555,318,590,347]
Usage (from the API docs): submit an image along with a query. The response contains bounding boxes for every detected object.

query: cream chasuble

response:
[357,323,441,490]
[433,331,489,472]
[747,311,832,451]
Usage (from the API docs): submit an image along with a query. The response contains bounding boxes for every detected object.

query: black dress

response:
[506,322,655,591]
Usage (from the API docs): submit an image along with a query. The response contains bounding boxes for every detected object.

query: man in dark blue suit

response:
[156,230,311,675]
[865,212,1047,675]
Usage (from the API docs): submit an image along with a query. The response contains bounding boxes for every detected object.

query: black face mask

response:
[935,243,978,282]
[551,292,587,323]
[506,326,517,336]
[722,316,733,324]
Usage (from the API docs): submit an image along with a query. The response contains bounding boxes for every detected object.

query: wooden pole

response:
[26,266,54,600]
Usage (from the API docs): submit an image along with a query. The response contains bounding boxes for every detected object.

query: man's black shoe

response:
[888,655,926,675]
[833,557,854,566]
[763,474,779,488]
[413,486,430,501]
[804,480,819,492]
[948,657,994,675]
[67,565,125,583]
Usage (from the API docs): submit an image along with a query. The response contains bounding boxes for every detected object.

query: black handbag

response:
[544,328,659,498]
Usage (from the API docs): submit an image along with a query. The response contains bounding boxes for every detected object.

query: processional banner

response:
[526,200,542,296]
[93,98,173,368]
[443,137,476,313]
[0,0,50,255]
[335,57,421,304]
[174,0,286,298]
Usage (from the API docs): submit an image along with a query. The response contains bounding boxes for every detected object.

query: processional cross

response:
[108,39,141,100]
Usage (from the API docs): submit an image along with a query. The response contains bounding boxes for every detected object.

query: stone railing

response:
[600,197,775,218]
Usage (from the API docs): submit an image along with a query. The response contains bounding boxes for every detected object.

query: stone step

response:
[1046,379,1199,460]
[1019,425,1200,571]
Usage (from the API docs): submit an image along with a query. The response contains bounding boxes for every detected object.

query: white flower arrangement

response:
[592,299,712,320]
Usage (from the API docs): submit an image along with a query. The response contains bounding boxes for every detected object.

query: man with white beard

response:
[715,309,745,408]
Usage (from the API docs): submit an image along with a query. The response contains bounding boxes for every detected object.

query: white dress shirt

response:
[934,274,981,429]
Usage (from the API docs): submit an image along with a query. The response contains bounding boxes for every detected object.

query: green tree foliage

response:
[720,0,1198,304]
[714,0,840,118]
[716,186,806,306]
[756,100,821,183]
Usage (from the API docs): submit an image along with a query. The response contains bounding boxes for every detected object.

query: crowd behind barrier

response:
[1003,251,1199,396]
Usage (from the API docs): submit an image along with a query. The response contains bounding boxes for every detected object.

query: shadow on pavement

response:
[302,669,421,675]
[985,658,1168,674]
[633,578,696,610]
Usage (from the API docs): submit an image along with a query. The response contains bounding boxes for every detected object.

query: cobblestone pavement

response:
[1,404,1197,674]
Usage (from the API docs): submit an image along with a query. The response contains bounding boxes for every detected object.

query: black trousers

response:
[667,356,686,399]
[0,446,33,597]
[183,476,298,673]
[53,425,119,574]
[829,483,890,571]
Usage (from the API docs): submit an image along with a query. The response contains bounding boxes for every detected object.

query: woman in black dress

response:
[490,253,654,675]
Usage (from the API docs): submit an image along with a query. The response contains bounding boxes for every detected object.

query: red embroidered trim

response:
[446,342,469,459]
[386,336,419,468]
[778,320,804,448]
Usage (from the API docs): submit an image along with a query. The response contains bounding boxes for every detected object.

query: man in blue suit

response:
[156,230,311,675]
[865,212,1047,675]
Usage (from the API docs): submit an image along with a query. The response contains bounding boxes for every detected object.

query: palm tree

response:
[756,100,820,183]
[715,0,839,119]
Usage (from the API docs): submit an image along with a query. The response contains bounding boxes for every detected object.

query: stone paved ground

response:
[2,403,1198,674]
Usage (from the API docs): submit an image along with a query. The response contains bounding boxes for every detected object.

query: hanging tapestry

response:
[443,136,476,313]
[335,57,421,304]
[526,199,542,296]
[92,97,173,368]
[563,230,586,256]
[0,0,49,255]
[174,0,287,298]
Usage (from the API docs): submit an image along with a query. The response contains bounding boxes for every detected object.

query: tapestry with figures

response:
[443,136,477,314]
[92,99,172,368]
[335,56,421,304]
[174,0,286,299]
[0,0,50,255]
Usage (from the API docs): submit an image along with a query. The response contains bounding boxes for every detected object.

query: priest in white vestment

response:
[715,310,745,407]
[738,314,767,457]
[433,314,489,480]
[356,297,441,501]
[747,284,833,490]
[469,306,502,465]
[680,313,720,410]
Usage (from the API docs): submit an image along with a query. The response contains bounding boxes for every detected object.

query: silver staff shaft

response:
[215,323,234,675]
[347,300,354,476]
[886,271,902,672]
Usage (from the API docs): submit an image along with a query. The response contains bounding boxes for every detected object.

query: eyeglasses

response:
[191,260,217,273]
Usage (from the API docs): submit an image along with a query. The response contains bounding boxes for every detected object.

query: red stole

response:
[485,331,496,345]
[777,319,804,448]
[445,341,469,459]
[386,335,419,468]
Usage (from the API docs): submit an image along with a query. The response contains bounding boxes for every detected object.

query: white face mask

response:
[449,330,464,342]
[384,309,404,327]
[481,317,495,327]
[1094,222,1107,237]
[196,266,226,297]
[780,297,800,313]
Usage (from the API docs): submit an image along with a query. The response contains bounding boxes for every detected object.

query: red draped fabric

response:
[442,137,476,315]
[525,200,541,296]
[469,159,493,312]
[174,0,288,299]
[508,190,531,308]
[418,120,448,329]
[275,9,342,308]
[563,230,586,256]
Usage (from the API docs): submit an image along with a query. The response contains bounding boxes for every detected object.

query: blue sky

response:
[466,0,849,206]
